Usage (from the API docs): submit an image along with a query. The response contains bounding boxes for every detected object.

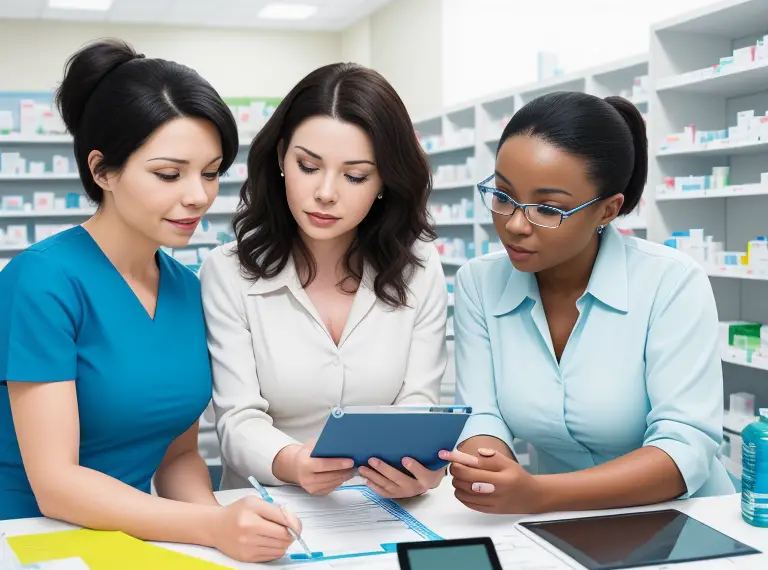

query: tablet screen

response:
[397,538,502,570]
[521,509,760,570]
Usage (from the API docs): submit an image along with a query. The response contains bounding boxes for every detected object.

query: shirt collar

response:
[584,223,628,313]
[246,255,302,295]
[491,223,628,316]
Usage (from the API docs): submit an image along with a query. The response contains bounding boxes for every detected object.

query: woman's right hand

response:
[275,442,356,495]
[211,496,302,563]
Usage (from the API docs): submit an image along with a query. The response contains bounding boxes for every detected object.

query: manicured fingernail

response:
[369,458,379,467]
[472,482,495,494]
[438,450,450,459]
[402,458,412,468]
[478,448,496,457]
[345,460,354,468]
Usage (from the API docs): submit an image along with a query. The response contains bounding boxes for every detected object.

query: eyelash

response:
[154,172,220,182]
[296,161,368,185]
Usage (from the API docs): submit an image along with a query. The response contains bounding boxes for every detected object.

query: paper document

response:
[266,485,439,561]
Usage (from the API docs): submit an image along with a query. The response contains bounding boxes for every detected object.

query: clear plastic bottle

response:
[741,408,768,527]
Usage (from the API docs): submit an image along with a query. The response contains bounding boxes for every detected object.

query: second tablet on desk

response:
[310,405,473,470]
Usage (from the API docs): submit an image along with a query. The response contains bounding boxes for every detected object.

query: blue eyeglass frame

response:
[476,174,606,228]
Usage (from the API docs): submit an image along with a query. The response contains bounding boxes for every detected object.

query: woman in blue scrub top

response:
[0,39,300,563]
[440,92,734,514]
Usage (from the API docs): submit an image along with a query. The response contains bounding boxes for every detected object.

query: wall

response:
[341,15,372,67]
[0,20,342,97]
[440,0,722,107]
[369,0,443,118]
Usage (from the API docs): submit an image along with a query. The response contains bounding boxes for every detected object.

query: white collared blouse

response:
[199,240,448,489]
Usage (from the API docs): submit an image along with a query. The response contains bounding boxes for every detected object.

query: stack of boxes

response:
[663,229,768,276]
[660,110,768,153]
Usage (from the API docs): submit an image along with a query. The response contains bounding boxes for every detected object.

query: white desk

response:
[1,480,766,569]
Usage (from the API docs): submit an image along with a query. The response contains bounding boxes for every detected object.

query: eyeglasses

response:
[477,174,606,229]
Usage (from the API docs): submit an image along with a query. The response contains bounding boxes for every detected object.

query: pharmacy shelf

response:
[0,207,95,218]
[704,264,768,281]
[0,243,30,252]
[433,180,475,191]
[721,348,768,371]
[657,139,768,158]
[220,177,246,184]
[440,257,468,267]
[426,143,474,156]
[657,59,768,97]
[656,184,768,201]
[0,173,78,181]
[435,218,474,227]
[0,133,72,144]
[615,217,647,231]
[723,410,756,436]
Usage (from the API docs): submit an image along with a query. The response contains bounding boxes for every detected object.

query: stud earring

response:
[597,224,605,235]
[377,193,383,200]
[280,171,284,178]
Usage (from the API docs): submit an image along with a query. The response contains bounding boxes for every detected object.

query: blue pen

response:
[247,476,319,559]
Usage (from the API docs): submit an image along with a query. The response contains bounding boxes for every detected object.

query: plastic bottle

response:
[741,408,768,527]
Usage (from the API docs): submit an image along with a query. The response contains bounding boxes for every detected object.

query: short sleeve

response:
[0,251,81,382]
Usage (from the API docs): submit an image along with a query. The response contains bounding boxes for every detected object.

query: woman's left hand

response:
[359,457,446,499]
[440,448,546,514]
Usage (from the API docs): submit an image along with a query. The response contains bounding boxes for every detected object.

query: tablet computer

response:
[310,405,472,471]
[520,508,760,570]
[397,538,502,570]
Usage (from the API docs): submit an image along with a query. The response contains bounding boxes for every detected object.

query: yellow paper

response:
[8,529,229,570]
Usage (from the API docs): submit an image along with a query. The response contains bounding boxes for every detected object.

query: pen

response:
[247,476,314,558]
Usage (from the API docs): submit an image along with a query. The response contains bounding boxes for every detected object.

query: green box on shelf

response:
[729,323,762,346]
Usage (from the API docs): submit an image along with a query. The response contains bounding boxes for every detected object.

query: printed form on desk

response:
[266,485,440,562]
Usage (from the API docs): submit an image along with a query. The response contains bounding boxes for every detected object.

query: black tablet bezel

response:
[396,537,503,570]
[520,508,761,570]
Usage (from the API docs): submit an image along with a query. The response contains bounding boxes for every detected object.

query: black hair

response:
[55,38,238,204]
[498,91,647,215]
[233,62,435,308]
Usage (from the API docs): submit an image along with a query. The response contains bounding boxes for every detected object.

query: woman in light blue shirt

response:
[440,92,733,515]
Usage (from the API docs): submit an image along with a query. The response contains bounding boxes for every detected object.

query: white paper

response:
[268,486,429,559]
[22,560,89,570]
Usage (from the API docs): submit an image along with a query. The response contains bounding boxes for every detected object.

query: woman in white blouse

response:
[199,63,449,499]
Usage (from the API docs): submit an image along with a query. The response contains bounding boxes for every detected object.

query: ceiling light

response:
[48,0,113,10]
[258,3,318,20]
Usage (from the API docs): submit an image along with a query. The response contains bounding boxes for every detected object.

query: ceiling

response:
[0,0,394,31]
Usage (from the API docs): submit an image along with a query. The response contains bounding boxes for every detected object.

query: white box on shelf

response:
[1,152,20,174]
[730,392,756,418]
[33,192,55,212]
[52,155,69,175]
[54,198,66,210]
[19,99,37,135]
[28,161,46,175]
[0,110,12,134]
[1,195,24,211]
[6,225,28,245]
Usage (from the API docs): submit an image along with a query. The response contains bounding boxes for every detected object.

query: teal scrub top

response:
[0,226,212,520]
[455,224,734,499]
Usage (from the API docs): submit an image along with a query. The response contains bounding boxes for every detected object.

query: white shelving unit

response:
[414,52,650,279]
[647,0,768,481]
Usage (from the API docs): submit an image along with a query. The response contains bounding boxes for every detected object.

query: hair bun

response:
[55,38,143,134]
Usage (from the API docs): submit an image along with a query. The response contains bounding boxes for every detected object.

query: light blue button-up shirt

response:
[455,224,734,498]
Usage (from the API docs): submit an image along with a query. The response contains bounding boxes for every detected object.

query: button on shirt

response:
[200,240,448,489]
[455,224,734,498]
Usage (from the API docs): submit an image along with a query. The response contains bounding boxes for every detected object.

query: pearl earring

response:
[280,171,284,178]
[377,193,383,200]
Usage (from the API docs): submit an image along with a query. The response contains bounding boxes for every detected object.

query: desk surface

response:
[1,480,766,569]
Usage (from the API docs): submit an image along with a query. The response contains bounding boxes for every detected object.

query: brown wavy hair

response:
[232,62,435,307]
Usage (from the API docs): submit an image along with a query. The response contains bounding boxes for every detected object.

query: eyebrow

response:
[494,170,572,197]
[295,145,376,166]
[147,156,223,166]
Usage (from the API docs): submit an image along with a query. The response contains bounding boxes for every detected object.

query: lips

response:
[506,244,534,254]
[307,212,339,220]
